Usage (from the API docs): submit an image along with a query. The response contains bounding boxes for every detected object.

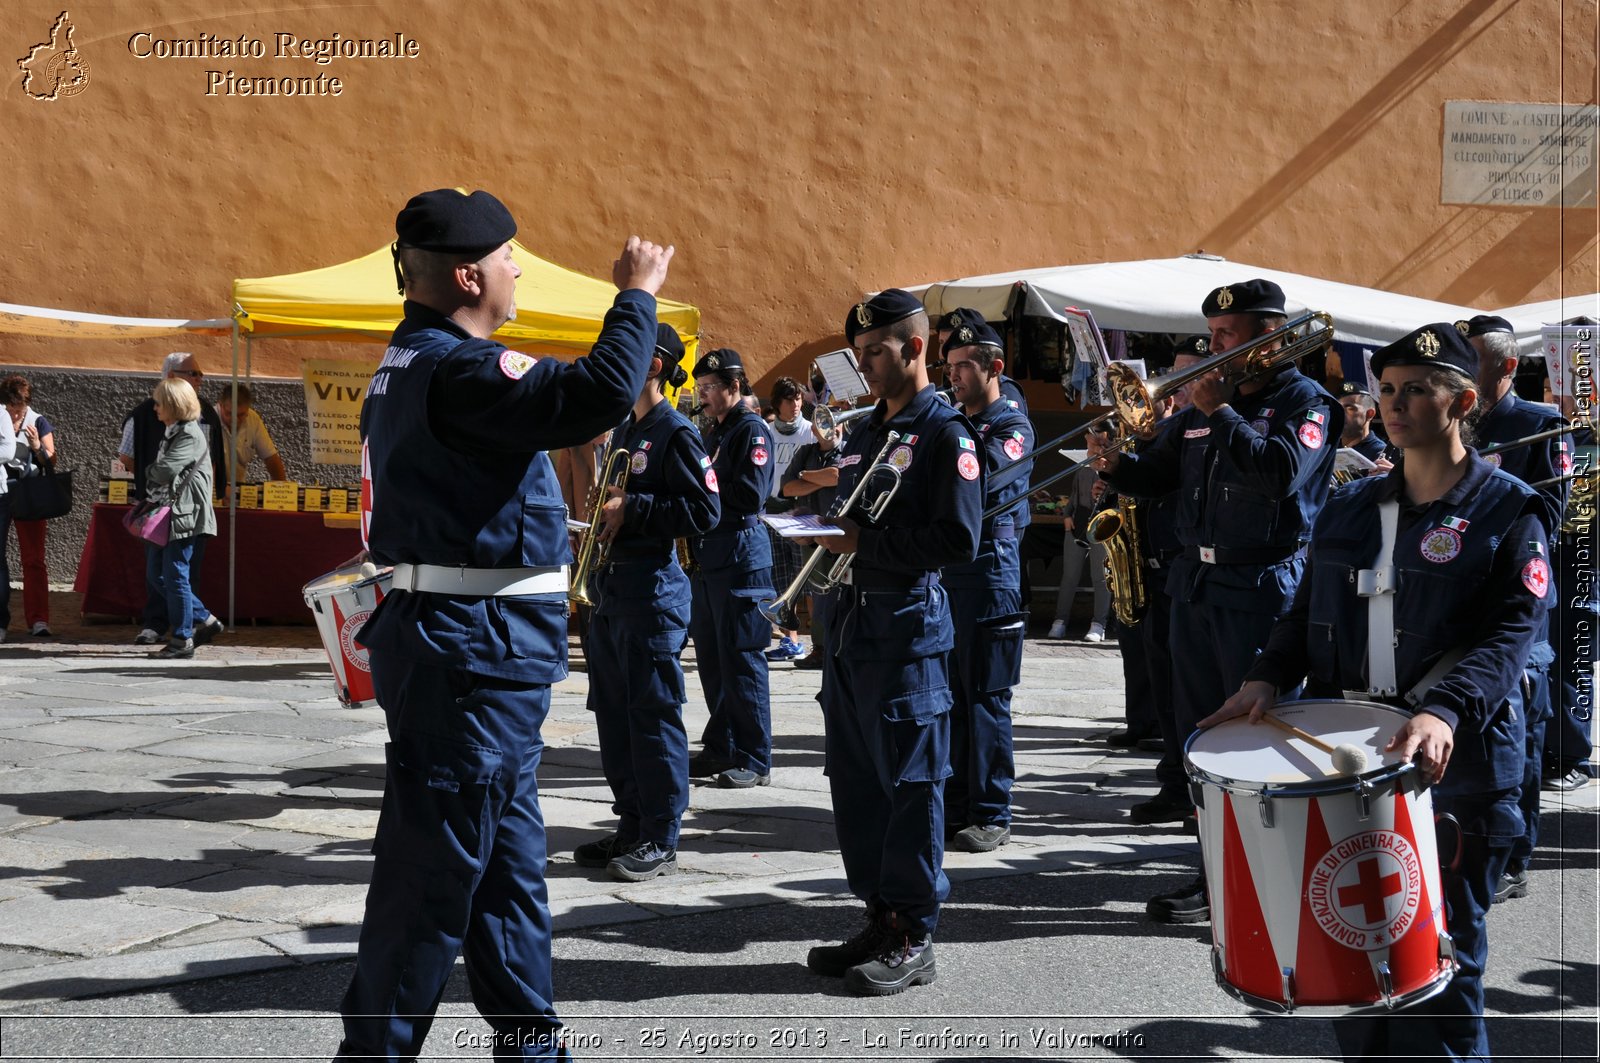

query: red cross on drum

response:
[1184,699,1458,1013]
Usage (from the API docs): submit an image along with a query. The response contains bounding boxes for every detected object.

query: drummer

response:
[1202,322,1550,1061]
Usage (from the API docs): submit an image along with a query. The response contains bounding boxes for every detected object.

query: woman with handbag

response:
[144,378,221,659]
[1,375,57,638]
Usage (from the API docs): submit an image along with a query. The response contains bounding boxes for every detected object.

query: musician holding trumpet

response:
[799,289,982,996]
[1096,279,1342,925]
[573,325,720,882]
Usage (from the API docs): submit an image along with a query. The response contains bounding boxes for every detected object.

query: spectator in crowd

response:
[778,410,845,669]
[144,378,222,659]
[764,376,811,661]
[215,383,288,484]
[2,375,56,638]
[1047,431,1112,641]
[119,353,226,646]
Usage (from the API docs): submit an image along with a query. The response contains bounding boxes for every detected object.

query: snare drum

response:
[302,564,393,708]
[1185,699,1456,1013]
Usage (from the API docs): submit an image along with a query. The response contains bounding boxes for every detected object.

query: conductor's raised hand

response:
[613,236,675,295]
[1199,680,1277,729]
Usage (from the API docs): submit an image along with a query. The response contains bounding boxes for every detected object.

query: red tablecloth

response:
[75,503,362,620]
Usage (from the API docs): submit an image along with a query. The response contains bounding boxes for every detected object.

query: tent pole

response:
[227,320,240,633]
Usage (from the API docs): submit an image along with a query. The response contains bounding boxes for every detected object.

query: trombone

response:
[758,431,905,627]
[982,310,1335,518]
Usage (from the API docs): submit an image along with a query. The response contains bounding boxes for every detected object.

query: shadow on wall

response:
[1192,0,1513,256]
[0,367,355,587]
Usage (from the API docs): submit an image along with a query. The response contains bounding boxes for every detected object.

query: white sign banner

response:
[1441,101,1598,208]
[1541,325,1596,417]
[301,358,375,465]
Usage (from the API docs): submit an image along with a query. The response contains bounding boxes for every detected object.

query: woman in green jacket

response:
[146,378,220,658]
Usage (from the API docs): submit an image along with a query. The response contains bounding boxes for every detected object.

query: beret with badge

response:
[692,346,746,379]
[1202,278,1287,318]
[941,313,1005,358]
[1370,322,1478,380]
[1339,380,1374,398]
[1171,334,1211,359]
[845,288,928,343]
[1455,314,1514,338]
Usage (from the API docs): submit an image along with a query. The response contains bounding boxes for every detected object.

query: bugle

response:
[758,431,905,627]
[813,405,875,435]
[984,310,1335,517]
[1479,423,1580,456]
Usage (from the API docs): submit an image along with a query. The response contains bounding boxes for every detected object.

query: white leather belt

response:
[391,563,568,597]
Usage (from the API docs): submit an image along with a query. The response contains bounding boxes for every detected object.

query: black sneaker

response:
[1493,867,1529,903]
[716,767,770,788]
[1147,874,1209,924]
[153,638,195,660]
[844,934,936,996]
[573,832,636,869]
[1129,793,1193,824]
[807,913,888,977]
[951,823,1010,852]
[192,616,224,647]
[1136,736,1166,753]
[1106,728,1150,749]
[1543,767,1590,792]
[607,842,677,883]
[688,751,737,778]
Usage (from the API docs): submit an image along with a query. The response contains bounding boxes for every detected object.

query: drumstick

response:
[1260,713,1335,753]
[1261,713,1370,775]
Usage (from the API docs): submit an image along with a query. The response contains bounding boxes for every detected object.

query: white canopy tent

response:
[909,254,1488,352]
[1494,293,1600,343]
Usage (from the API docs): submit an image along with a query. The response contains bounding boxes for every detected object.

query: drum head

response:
[1186,699,1411,787]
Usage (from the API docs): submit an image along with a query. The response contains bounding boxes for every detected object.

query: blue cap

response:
[1371,323,1477,380]
[941,317,1005,358]
[1456,315,1514,338]
[654,324,685,363]
[692,347,744,378]
[395,189,516,253]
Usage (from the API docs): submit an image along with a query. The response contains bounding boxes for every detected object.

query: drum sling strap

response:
[1354,499,1464,707]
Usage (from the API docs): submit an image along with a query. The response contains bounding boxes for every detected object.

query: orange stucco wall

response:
[3,0,1595,385]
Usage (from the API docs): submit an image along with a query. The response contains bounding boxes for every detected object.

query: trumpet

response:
[570,444,631,607]
[813,404,874,435]
[984,310,1335,517]
[758,431,905,627]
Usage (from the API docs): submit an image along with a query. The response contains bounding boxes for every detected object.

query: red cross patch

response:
[705,469,719,493]
[1298,422,1325,449]
[957,451,980,480]
[1003,437,1025,461]
[1522,557,1550,598]
[751,446,769,466]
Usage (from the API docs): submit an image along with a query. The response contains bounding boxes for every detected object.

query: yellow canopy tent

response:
[232,240,700,358]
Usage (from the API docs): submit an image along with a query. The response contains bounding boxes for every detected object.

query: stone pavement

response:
[0,594,1595,1058]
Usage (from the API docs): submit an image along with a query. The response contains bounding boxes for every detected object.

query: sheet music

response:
[760,513,848,538]
[814,349,869,404]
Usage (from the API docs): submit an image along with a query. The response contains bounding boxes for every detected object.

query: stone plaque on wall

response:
[1441,101,1597,208]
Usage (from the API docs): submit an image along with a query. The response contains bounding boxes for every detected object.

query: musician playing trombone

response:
[800,289,982,996]
[572,325,720,882]
[1095,279,1342,926]
[939,313,1034,853]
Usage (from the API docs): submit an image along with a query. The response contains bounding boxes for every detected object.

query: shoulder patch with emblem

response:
[498,351,538,380]
[1522,557,1551,598]
[957,451,980,480]
[1003,434,1025,461]
[1298,422,1325,449]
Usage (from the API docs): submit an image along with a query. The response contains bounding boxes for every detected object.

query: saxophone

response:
[569,444,630,607]
[1086,495,1147,628]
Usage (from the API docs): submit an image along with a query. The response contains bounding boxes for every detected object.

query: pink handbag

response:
[121,500,172,545]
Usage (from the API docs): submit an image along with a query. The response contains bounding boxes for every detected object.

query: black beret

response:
[1371,323,1478,380]
[654,324,685,363]
[935,307,985,333]
[1455,315,1514,338]
[692,346,744,378]
[845,288,927,343]
[1339,380,1374,398]
[395,189,517,253]
[941,317,1005,358]
[1171,334,1211,359]
[1203,278,1287,318]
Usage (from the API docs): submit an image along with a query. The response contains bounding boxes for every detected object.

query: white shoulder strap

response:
[1359,499,1401,697]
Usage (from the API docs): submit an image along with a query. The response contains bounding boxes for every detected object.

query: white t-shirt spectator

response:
[767,414,811,498]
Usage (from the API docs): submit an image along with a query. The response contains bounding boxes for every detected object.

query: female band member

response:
[684,348,776,788]
[1204,323,1552,1062]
